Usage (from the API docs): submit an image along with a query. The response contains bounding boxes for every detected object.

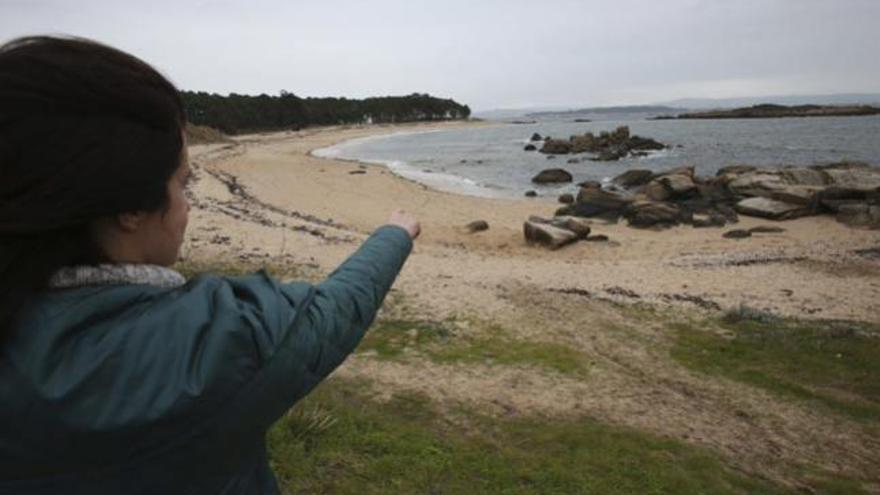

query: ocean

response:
[312,115,880,199]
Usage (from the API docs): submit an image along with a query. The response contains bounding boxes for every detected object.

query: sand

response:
[185,122,880,324]
[183,122,880,488]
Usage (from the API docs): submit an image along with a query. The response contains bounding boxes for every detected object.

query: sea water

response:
[312,115,880,199]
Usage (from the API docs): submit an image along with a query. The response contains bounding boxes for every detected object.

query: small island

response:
[671,103,880,119]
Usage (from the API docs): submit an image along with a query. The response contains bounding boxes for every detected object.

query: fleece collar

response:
[48,264,187,289]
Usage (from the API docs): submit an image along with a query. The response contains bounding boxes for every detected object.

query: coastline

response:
[308,124,527,201]
[181,121,880,487]
[185,121,880,323]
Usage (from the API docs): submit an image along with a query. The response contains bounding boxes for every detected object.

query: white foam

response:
[368,158,512,199]
[311,129,516,199]
[311,128,449,159]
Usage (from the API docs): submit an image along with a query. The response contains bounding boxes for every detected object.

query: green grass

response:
[358,318,593,377]
[358,318,455,359]
[267,377,787,495]
[671,315,880,422]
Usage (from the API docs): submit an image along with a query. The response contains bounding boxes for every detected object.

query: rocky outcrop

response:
[531,168,573,184]
[625,201,683,228]
[526,161,880,236]
[612,169,654,188]
[534,126,667,161]
[540,139,573,154]
[556,187,635,221]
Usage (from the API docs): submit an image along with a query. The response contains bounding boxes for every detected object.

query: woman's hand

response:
[387,209,420,240]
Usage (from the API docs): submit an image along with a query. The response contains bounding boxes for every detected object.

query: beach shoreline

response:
[185,121,880,323]
[180,121,880,488]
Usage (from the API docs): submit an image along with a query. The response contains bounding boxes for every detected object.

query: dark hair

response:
[0,35,186,335]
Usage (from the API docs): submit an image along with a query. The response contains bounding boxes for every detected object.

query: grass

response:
[671,312,880,422]
[267,377,788,495]
[358,318,593,377]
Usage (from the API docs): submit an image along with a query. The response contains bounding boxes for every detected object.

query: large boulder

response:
[558,187,634,221]
[642,173,696,201]
[818,187,873,212]
[552,216,592,238]
[645,181,671,201]
[836,204,880,229]
[768,185,824,206]
[657,174,697,197]
[628,135,666,151]
[778,167,828,186]
[727,172,786,197]
[612,169,654,188]
[575,187,634,210]
[696,180,736,202]
[625,201,683,229]
[530,133,543,142]
[523,221,579,249]
[531,168,573,184]
[540,139,572,154]
[815,162,880,190]
[734,197,813,220]
[524,144,537,151]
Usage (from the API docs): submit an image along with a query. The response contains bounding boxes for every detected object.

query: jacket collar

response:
[48,264,187,289]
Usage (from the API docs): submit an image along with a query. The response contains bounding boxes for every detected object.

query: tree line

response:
[181,90,471,134]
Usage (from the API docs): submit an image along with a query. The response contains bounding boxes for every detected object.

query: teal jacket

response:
[0,225,412,494]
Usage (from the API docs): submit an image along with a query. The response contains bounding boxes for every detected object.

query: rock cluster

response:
[524,161,880,246]
[535,126,666,161]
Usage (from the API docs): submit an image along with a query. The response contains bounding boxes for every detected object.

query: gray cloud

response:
[1,0,878,110]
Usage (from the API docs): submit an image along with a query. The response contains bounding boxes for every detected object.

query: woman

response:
[0,36,419,494]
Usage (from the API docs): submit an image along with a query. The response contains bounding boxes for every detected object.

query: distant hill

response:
[475,93,880,121]
[658,93,880,110]
[527,105,685,117]
[673,104,880,120]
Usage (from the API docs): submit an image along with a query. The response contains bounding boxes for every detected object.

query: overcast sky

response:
[2,0,878,110]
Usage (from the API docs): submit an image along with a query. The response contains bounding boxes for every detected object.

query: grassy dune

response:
[177,260,880,494]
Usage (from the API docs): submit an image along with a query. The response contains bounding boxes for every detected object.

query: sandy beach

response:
[183,122,880,488]
[186,122,880,323]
